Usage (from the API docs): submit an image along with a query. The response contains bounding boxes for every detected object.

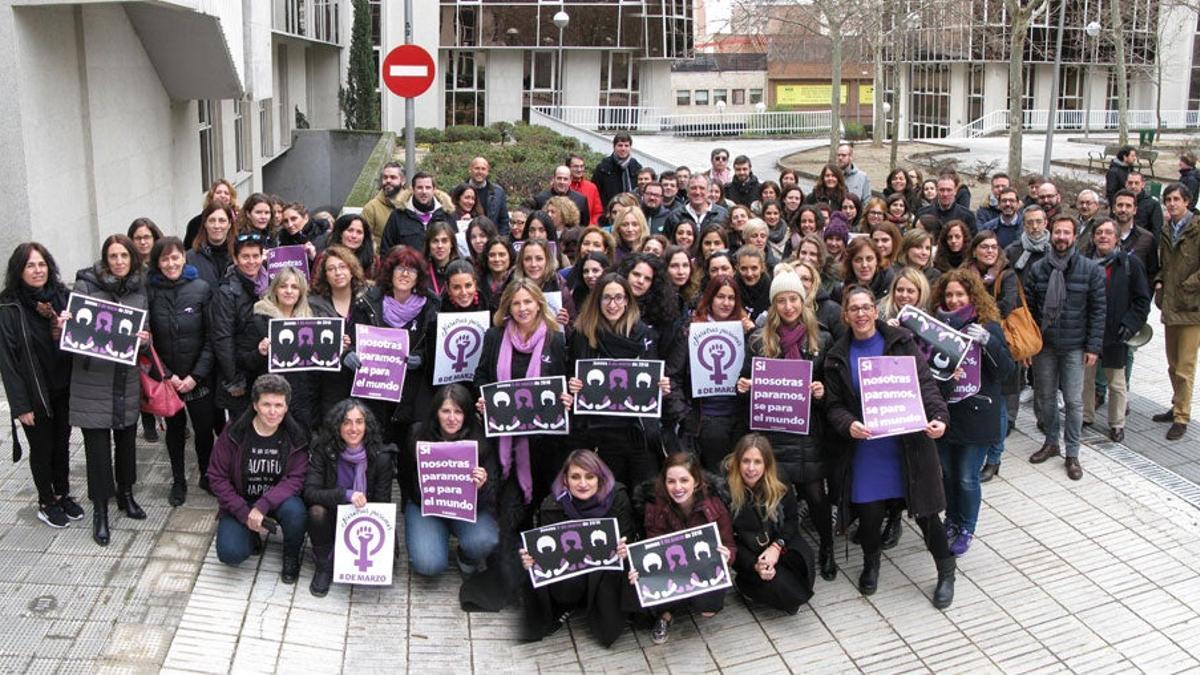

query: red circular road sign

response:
[381,45,435,98]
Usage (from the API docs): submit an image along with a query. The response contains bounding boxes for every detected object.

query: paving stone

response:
[101,624,174,664]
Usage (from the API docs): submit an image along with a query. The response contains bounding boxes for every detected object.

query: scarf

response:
[616,155,633,192]
[935,303,977,330]
[1172,212,1194,246]
[1016,230,1049,270]
[498,320,548,503]
[407,196,436,225]
[251,267,269,298]
[973,259,1004,285]
[1094,249,1119,270]
[383,293,426,328]
[1041,248,1073,330]
[15,282,64,320]
[342,444,368,496]
[778,321,807,359]
[557,487,616,520]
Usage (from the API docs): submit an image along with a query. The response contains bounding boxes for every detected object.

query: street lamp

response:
[1042,0,1068,177]
[716,99,726,136]
[1084,21,1101,139]
[553,9,569,112]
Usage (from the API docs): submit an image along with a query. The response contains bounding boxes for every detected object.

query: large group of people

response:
[0,134,1191,646]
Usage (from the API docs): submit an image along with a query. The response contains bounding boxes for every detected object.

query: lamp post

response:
[1083,21,1101,139]
[553,9,570,112]
[1041,0,1069,177]
[716,99,726,136]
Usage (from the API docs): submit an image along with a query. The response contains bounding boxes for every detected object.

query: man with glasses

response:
[836,143,871,202]
[1074,189,1103,254]
[1153,184,1200,440]
[981,188,1023,248]
[641,182,671,235]
[707,148,731,187]
[1036,182,1063,222]
[591,133,642,205]
[975,173,1011,225]
[566,153,603,226]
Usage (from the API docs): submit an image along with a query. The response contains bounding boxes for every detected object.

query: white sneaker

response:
[1057,391,1065,410]
[1019,388,1034,404]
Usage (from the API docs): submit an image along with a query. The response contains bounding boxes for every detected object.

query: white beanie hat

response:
[769,263,806,304]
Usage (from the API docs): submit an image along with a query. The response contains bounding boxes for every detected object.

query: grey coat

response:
[69,264,148,429]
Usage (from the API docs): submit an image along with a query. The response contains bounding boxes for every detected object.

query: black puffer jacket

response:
[147,266,214,384]
[1025,249,1107,355]
[187,243,232,289]
[0,287,71,419]
[303,436,396,507]
[209,268,263,408]
[69,265,147,429]
[350,287,440,425]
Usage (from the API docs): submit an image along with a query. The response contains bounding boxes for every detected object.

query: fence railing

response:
[946,109,1200,139]
[533,106,836,137]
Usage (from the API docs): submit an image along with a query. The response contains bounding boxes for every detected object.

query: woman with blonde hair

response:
[251,266,319,428]
[613,206,650,264]
[879,266,932,322]
[726,434,815,614]
[512,238,574,328]
[545,195,581,236]
[897,229,940,284]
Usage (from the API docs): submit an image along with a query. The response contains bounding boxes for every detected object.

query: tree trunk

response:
[890,47,902,169]
[829,27,844,162]
[1006,12,1030,180]
[872,41,885,147]
[1110,0,1130,145]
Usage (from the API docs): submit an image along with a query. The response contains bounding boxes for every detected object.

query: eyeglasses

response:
[601,294,627,305]
[977,243,999,251]
[846,305,876,315]
[395,266,418,277]
[236,232,267,243]
[714,155,728,162]
[867,211,885,217]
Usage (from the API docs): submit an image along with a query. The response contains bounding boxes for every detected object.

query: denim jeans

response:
[1032,349,1085,457]
[938,441,988,534]
[985,404,1008,465]
[404,502,499,577]
[216,495,307,565]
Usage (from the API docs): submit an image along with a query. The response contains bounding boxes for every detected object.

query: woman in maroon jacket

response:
[633,452,735,645]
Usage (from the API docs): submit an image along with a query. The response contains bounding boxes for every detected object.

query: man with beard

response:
[465,156,511,236]
[1026,215,1106,480]
[980,187,1023,248]
[380,172,451,253]
[591,133,643,205]
[567,154,603,226]
[1036,182,1063,222]
[1153,184,1200,440]
[725,156,760,207]
[1112,189,1158,278]
[1127,172,1164,246]
[641,182,672,235]
[532,166,591,226]
[975,173,1011,225]
[362,162,405,249]
[835,144,871,202]
[660,171,686,210]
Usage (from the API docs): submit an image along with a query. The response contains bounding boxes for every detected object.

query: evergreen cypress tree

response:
[340,0,379,130]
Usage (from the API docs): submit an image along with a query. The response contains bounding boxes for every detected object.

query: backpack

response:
[994,272,1042,361]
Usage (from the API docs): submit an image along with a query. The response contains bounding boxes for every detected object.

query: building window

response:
[1190,12,1200,111]
[712,89,728,105]
[600,52,639,109]
[694,89,710,106]
[1057,65,1084,128]
[259,99,274,157]
[909,64,950,139]
[446,50,486,126]
[749,88,763,105]
[198,100,220,192]
[732,89,745,105]
[677,90,690,106]
[233,99,250,173]
[966,64,984,124]
[277,45,291,148]
[285,0,305,36]
[523,50,559,117]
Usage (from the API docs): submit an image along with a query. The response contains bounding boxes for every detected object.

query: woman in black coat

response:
[210,236,269,423]
[186,204,236,288]
[725,434,814,614]
[0,243,77,528]
[147,237,217,506]
[250,267,320,436]
[520,450,635,646]
[823,286,955,608]
[303,399,396,597]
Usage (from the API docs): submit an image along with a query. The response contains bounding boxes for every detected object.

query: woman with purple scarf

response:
[303,399,396,596]
[519,450,634,646]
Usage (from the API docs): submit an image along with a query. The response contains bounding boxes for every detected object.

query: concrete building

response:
[371,0,693,130]
[0,0,347,275]
[671,53,766,114]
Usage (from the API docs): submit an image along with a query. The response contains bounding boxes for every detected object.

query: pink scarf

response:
[497,320,547,503]
[779,321,807,359]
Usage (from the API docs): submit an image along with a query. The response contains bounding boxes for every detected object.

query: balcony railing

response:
[946,109,1200,139]
[273,0,342,45]
[534,106,835,137]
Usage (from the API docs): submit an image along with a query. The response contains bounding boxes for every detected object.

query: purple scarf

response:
[498,320,548,503]
[383,293,426,328]
[778,321,807,359]
[339,444,368,501]
[936,304,977,331]
[557,488,615,520]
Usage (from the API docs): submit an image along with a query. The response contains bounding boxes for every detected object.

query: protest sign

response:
[59,293,147,366]
[521,518,623,588]
[627,522,732,608]
[432,311,489,386]
[573,359,664,418]
[333,502,396,585]
[688,321,744,398]
[543,290,563,317]
[858,355,927,438]
[749,358,813,434]
[265,245,310,281]
[946,343,982,404]
[416,441,478,523]
[350,325,409,401]
[481,376,570,437]
[268,317,344,372]
[897,305,971,381]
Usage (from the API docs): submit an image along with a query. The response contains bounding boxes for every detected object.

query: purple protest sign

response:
[351,324,409,401]
[897,305,971,382]
[749,358,813,435]
[265,245,310,281]
[858,355,928,439]
[688,321,745,398]
[268,318,344,372]
[416,441,478,523]
[59,292,147,366]
[333,502,396,585]
[482,376,570,437]
[432,311,489,386]
[947,343,981,404]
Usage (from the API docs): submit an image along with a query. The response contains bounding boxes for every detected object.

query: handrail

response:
[946,109,1200,139]
[533,106,836,136]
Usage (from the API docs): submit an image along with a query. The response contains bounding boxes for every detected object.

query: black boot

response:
[859,551,880,595]
[115,491,147,520]
[92,501,110,546]
[881,514,903,550]
[310,559,333,597]
[932,557,956,609]
[168,481,187,507]
[281,550,301,584]
[818,542,838,581]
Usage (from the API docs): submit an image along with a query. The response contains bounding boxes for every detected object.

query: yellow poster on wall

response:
[775,83,849,106]
[859,84,875,105]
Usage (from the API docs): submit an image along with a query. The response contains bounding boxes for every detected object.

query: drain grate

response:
[1089,439,1200,508]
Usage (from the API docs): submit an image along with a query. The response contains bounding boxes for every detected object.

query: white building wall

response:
[639,61,674,111]
[670,69,765,112]
[983,63,1007,118]
[563,51,602,107]
[947,63,967,131]
[1159,3,1197,111]
[485,51,524,125]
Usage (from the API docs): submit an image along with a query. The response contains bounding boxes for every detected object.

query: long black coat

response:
[729,486,814,588]
[147,268,214,383]
[591,154,643,207]
[823,322,949,519]
[209,268,262,408]
[1097,251,1152,369]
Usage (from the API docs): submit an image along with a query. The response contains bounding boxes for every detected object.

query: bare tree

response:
[1005,0,1050,180]
[1109,0,1130,145]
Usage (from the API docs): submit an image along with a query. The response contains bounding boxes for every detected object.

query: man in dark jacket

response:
[1036,182,1064,222]
[208,374,309,583]
[725,156,760,207]
[1112,189,1158,279]
[1127,172,1164,245]
[917,175,976,234]
[210,237,267,422]
[1153,183,1200,440]
[1074,189,1103,255]
[663,174,729,234]
[380,172,451,253]
[981,187,1023,248]
[641,182,672,235]
[1083,219,1150,443]
[975,173,1010,225]
[1180,152,1200,211]
[1026,215,1107,480]
[591,133,642,206]
[465,157,510,236]
[1003,206,1049,286]
[531,166,591,225]
[1106,146,1136,206]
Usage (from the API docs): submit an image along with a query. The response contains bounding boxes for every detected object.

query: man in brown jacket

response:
[1154,183,1200,440]
[361,162,405,250]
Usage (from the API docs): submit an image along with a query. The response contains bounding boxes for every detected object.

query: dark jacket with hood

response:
[350,286,440,425]
[1106,158,1132,206]
[210,267,263,408]
[823,322,949,519]
[1135,190,1164,243]
[208,410,309,522]
[303,435,396,507]
[0,284,71,421]
[147,266,214,387]
[69,265,147,429]
[592,153,644,207]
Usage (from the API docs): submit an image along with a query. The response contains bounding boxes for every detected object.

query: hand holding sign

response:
[688,322,745,398]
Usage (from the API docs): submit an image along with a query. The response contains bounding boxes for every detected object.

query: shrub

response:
[842,121,868,140]
[444,125,502,143]
[414,127,444,144]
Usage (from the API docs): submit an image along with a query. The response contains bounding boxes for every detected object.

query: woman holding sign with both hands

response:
[685,274,752,472]
[823,286,956,608]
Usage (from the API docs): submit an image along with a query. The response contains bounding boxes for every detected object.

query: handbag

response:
[995,273,1042,361]
[139,345,185,417]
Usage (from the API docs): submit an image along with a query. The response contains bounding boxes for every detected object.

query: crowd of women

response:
[0,160,1049,646]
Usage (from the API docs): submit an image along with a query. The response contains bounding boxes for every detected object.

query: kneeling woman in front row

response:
[303,399,396,597]
[521,450,634,646]
[725,434,815,615]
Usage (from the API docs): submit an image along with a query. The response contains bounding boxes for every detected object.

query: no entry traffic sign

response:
[382,45,435,98]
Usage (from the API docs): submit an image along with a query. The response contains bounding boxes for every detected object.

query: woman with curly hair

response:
[805,164,847,208]
[545,195,581,238]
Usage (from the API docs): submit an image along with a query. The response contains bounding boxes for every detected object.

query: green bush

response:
[842,121,868,140]
[414,127,444,144]
[443,125,502,143]
[418,125,603,207]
